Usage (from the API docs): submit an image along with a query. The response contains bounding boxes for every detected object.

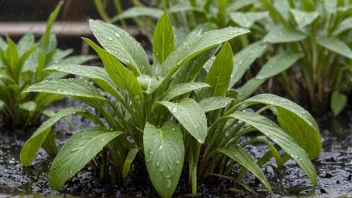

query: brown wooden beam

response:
[0,22,139,37]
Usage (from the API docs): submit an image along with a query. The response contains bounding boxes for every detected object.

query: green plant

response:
[20,12,321,197]
[0,1,96,128]
[251,0,352,115]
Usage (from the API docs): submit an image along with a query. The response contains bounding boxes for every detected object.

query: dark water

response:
[0,98,351,197]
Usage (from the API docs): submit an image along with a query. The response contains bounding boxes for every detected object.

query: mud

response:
[0,98,351,197]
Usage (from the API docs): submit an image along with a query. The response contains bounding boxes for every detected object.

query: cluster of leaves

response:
[21,12,321,197]
[111,0,352,116]
[0,1,95,127]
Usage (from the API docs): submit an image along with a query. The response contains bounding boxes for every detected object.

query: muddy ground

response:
[0,98,351,197]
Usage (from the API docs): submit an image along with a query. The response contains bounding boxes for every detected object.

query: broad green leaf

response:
[123,148,139,181]
[143,122,184,198]
[42,129,57,155]
[5,37,19,70]
[84,38,142,96]
[219,145,273,194]
[205,42,234,96]
[199,97,232,113]
[57,55,96,65]
[19,101,36,112]
[24,79,106,100]
[243,94,321,158]
[161,82,210,101]
[49,127,122,189]
[256,53,303,79]
[20,108,87,166]
[111,7,163,22]
[155,98,207,143]
[0,37,7,50]
[333,17,352,36]
[230,111,317,186]
[153,11,175,64]
[169,3,202,13]
[324,0,337,13]
[229,11,269,28]
[330,91,347,117]
[138,75,162,94]
[237,78,266,101]
[264,26,307,43]
[289,9,319,28]
[317,36,352,59]
[45,64,122,99]
[160,27,250,77]
[89,20,151,75]
[230,41,268,87]
[227,0,259,11]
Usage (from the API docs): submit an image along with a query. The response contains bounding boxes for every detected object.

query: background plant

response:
[0,1,95,128]
[21,12,321,197]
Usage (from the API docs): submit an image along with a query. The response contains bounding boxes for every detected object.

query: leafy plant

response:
[0,1,96,127]
[20,11,321,197]
[257,0,352,115]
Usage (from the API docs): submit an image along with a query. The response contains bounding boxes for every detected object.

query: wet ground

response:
[0,98,351,197]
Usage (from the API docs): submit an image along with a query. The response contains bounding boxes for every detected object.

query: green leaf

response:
[264,26,307,43]
[138,75,162,94]
[199,97,232,113]
[153,11,175,64]
[83,38,143,96]
[45,64,121,98]
[218,145,273,194]
[123,148,139,182]
[49,127,122,190]
[42,129,57,155]
[237,78,266,101]
[243,94,321,159]
[317,36,352,59]
[5,37,19,69]
[111,7,163,22]
[155,98,207,143]
[230,41,268,87]
[256,53,303,79]
[205,42,234,96]
[230,111,317,186]
[89,20,151,75]
[229,11,269,28]
[161,82,210,101]
[160,27,250,77]
[20,108,87,166]
[57,55,97,65]
[289,9,319,28]
[0,37,8,50]
[19,101,37,112]
[330,91,347,117]
[143,122,184,197]
[17,31,35,56]
[24,79,106,100]
[333,17,352,36]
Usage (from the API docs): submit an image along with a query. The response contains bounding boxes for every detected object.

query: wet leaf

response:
[237,78,266,101]
[243,94,321,159]
[256,53,303,79]
[153,11,175,64]
[19,101,36,112]
[138,75,162,94]
[160,27,250,77]
[49,127,122,190]
[155,98,207,143]
[230,111,317,186]
[143,122,184,197]
[229,11,269,28]
[24,78,106,100]
[333,17,352,36]
[317,36,352,59]
[289,9,319,28]
[83,38,142,96]
[21,108,87,166]
[219,145,273,194]
[199,97,232,113]
[230,41,268,87]
[111,7,163,22]
[264,26,307,43]
[89,20,151,75]
[123,148,139,182]
[205,42,234,96]
[161,82,210,101]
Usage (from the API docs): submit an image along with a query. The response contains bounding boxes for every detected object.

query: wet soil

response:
[0,98,351,197]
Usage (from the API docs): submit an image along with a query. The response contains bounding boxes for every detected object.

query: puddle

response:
[0,99,351,197]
